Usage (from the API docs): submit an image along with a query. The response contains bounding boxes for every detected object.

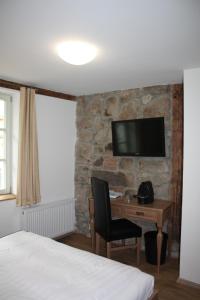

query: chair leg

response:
[95,233,100,255]
[136,237,141,266]
[106,242,111,259]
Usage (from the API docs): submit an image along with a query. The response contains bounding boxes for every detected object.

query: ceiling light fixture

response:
[57,41,97,65]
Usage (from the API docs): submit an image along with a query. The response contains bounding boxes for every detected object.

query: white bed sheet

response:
[0,231,154,300]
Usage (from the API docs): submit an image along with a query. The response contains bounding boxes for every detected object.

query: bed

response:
[0,231,157,300]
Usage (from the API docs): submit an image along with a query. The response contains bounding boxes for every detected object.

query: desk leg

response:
[157,227,163,276]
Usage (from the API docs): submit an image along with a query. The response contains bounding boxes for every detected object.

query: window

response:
[0,92,11,194]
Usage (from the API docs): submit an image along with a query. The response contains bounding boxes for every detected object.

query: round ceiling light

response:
[57,41,97,65]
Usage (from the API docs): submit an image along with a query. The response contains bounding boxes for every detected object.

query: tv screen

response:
[112,117,165,157]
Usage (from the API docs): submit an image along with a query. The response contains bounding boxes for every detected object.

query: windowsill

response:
[0,194,16,201]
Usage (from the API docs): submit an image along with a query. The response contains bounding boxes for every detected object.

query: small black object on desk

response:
[135,181,154,204]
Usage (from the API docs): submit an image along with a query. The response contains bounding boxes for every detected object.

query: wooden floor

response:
[59,233,200,300]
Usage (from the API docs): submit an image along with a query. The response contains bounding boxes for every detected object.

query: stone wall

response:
[75,85,177,235]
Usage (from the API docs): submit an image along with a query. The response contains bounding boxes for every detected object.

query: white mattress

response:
[0,231,154,300]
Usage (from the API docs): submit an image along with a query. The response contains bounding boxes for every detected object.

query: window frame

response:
[0,92,12,194]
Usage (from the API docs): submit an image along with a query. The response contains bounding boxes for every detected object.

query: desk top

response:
[111,198,172,211]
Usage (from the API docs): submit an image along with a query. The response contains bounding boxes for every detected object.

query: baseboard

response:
[177,277,200,289]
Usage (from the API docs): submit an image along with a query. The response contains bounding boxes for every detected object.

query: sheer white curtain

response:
[16,87,41,206]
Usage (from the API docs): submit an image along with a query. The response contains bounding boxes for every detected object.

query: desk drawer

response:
[124,207,158,222]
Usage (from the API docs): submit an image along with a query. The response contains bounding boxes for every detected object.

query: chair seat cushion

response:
[109,218,142,241]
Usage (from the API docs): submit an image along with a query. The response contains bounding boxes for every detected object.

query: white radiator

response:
[21,199,75,238]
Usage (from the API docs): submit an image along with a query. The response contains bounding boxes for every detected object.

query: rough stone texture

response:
[78,129,93,143]
[92,170,127,187]
[119,102,138,119]
[104,96,119,117]
[119,158,136,172]
[103,157,118,170]
[93,157,103,167]
[105,142,113,153]
[143,95,170,118]
[76,143,92,163]
[75,84,182,236]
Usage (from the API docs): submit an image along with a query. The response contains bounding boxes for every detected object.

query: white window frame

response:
[0,92,12,194]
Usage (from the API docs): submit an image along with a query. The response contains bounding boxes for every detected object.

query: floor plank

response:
[59,233,200,300]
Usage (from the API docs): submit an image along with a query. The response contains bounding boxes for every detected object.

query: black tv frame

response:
[111,117,166,157]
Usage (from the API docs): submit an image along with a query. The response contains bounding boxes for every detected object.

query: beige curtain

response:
[16,87,41,206]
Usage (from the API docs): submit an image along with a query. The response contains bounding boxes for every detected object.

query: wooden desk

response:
[88,197,173,275]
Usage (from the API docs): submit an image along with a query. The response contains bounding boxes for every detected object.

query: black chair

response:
[91,177,142,265]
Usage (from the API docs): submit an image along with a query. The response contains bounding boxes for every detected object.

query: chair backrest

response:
[91,177,111,239]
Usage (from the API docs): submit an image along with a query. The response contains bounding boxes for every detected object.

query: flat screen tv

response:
[111,117,165,157]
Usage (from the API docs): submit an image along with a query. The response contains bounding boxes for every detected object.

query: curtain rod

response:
[0,79,76,101]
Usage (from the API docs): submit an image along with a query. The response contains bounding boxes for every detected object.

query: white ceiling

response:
[0,0,200,96]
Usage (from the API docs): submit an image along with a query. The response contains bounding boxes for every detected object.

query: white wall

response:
[180,68,200,284]
[36,95,76,203]
[0,200,21,237]
[0,89,76,237]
